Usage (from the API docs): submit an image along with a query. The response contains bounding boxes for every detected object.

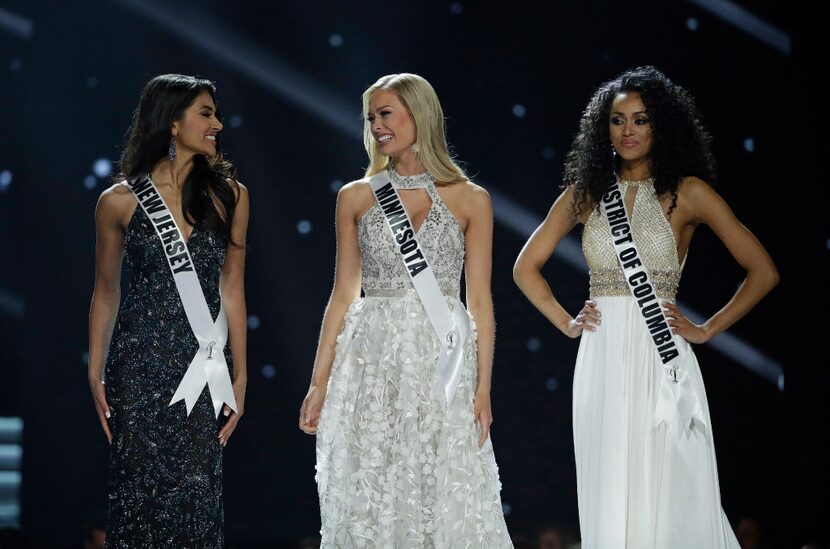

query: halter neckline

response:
[388,167,434,189]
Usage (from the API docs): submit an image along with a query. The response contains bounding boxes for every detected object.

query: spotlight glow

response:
[328,34,343,47]
[84,175,97,190]
[545,377,559,392]
[743,138,755,152]
[86,76,99,89]
[542,147,555,160]
[527,337,541,352]
[686,17,699,31]
[93,158,112,178]
[10,58,22,72]
[247,315,260,330]
[512,104,526,118]
[449,2,464,14]
[0,170,12,191]
[330,179,344,193]
[229,115,243,128]
[297,220,312,234]
[262,364,277,379]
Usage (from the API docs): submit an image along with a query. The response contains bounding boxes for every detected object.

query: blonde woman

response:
[299,73,512,547]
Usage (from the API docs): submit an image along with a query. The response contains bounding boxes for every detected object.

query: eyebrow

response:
[369,104,393,113]
[611,110,648,116]
[199,104,215,111]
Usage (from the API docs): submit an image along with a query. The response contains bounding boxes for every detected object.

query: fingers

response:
[662,301,682,332]
[298,418,317,435]
[478,414,493,448]
[476,411,492,448]
[94,393,113,444]
[218,406,245,447]
[218,414,239,447]
[299,399,321,435]
[576,300,602,331]
[96,408,112,444]
[299,413,318,435]
[299,401,309,427]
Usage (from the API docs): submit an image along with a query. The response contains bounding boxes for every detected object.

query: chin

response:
[618,151,645,162]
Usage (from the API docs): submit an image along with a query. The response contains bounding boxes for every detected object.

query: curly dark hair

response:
[118,74,240,246]
[563,66,716,217]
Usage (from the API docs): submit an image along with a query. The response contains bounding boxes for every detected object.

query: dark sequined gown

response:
[104,204,228,548]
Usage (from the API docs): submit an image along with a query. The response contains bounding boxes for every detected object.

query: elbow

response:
[768,265,781,291]
[749,262,780,294]
[760,257,781,291]
[512,258,532,289]
[92,284,120,308]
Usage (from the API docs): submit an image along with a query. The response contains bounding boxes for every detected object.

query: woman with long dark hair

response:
[88,74,248,546]
[514,66,778,547]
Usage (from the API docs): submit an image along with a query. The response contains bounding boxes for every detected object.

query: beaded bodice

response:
[582,179,684,300]
[358,169,465,296]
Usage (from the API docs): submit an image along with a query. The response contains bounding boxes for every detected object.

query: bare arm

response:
[462,184,498,447]
[664,178,779,342]
[218,182,249,446]
[88,185,132,443]
[513,187,599,338]
[299,182,364,434]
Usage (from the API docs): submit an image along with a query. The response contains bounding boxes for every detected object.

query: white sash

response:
[368,172,470,408]
[127,174,237,418]
[599,179,703,432]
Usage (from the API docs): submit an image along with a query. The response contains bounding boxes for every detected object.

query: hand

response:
[299,385,326,435]
[663,301,708,343]
[88,375,112,444]
[473,392,493,448]
[563,299,602,338]
[218,382,246,447]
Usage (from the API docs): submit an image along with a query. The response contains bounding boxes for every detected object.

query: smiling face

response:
[172,89,223,159]
[367,89,417,159]
[609,92,653,163]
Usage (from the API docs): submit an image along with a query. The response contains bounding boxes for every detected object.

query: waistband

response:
[364,287,459,298]
[589,268,680,301]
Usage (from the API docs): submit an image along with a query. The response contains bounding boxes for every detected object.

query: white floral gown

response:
[315,169,512,548]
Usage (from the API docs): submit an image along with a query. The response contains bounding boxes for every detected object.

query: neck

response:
[152,154,195,190]
[618,158,651,181]
[391,150,425,176]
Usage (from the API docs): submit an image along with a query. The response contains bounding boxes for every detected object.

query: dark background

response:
[0,0,823,547]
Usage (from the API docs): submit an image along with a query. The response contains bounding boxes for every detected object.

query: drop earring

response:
[168,136,177,162]
[411,141,420,155]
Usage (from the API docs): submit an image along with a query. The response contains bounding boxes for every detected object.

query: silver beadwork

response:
[358,168,464,297]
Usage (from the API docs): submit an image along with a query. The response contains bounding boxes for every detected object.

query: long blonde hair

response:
[362,73,467,183]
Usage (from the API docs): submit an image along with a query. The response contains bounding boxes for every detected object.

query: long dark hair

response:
[118,74,239,245]
[563,66,717,217]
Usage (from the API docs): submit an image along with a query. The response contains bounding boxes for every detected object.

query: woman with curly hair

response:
[514,66,778,548]
[88,74,248,546]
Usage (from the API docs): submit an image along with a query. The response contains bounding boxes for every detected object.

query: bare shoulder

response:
[675,176,726,212]
[226,178,248,201]
[446,179,491,208]
[338,178,373,201]
[98,181,135,211]
[337,178,374,218]
[96,181,137,228]
[677,176,718,200]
